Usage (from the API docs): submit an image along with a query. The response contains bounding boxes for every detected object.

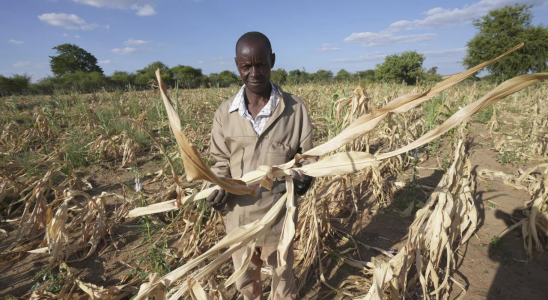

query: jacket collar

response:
[228,82,279,114]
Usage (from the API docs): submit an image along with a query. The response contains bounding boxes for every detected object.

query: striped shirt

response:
[228,82,280,135]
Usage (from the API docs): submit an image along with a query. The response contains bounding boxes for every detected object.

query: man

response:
[206,31,314,300]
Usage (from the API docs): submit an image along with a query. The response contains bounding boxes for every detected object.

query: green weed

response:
[32,266,67,294]
[496,149,518,166]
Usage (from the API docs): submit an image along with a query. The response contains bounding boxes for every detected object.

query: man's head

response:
[234,31,276,95]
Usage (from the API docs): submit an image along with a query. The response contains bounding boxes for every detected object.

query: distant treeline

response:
[0,63,446,96]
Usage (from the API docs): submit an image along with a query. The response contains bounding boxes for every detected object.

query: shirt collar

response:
[229,82,280,114]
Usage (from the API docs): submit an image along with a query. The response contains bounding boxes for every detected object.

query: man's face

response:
[235,41,275,94]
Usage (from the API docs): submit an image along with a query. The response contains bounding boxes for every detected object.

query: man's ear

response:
[270,53,276,69]
[234,56,238,67]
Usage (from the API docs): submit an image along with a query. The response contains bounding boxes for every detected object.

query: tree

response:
[50,44,103,76]
[171,65,204,88]
[60,71,107,92]
[463,4,548,81]
[313,70,333,83]
[208,73,220,87]
[334,69,351,82]
[219,70,238,87]
[424,66,443,82]
[287,69,309,84]
[426,67,438,75]
[375,51,425,85]
[135,61,171,86]
[110,71,136,87]
[271,68,287,85]
[0,74,31,95]
[352,70,375,82]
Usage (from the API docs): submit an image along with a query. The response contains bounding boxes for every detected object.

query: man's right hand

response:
[206,188,231,211]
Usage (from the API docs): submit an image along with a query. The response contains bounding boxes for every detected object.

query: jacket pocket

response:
[265,142,292,166]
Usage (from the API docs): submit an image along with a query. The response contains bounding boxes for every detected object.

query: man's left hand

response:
[289,169,313,195]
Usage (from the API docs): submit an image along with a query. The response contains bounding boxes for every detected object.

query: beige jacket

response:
[209,85,313,246]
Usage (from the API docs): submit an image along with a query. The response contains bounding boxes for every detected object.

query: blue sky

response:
[1,0,547,82]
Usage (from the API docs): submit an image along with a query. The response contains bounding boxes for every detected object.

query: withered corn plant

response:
[357,139,476,300]
[128,43,548,299]
[480,163,548,260]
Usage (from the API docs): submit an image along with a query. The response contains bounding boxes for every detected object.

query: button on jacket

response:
[209,84,313,246]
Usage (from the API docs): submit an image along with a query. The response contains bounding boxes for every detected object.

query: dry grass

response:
[1,47,548,299]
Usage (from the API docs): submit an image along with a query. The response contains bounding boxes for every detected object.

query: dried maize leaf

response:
[46,199,68,265]
[155,69,255,198]
[134,190,289,300]
[137,273,167,300]
[284,43,524,164]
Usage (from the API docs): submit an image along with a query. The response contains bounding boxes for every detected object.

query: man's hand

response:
[289,169,313,195]
[206,188,232,211]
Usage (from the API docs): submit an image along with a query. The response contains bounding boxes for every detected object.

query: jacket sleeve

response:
[209,108,231,179]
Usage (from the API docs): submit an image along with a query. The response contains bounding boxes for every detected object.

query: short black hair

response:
[235,31,272,55]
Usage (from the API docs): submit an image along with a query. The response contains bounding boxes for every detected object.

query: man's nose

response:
[250,66,258,77]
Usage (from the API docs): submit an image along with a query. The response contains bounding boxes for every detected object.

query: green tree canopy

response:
[287,69,309,84]
[426,67,438,75]
[312,70,333,83]
[352,70,375,82]
[219,70,238,87]
[424,66,443,82]
[135,61,171,86]
[463,4,548,81]
[49,44,103,76]
[61,71,107,92]
[208,73,220,87]
[334,69,351,82]
[0,74,32,95]
[271,68,288,85]
[111,71,135,82]
[110,71,136,87]
[375,51,425,85]
[171,65,204,88]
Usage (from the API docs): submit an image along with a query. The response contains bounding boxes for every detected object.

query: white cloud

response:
[105,25,110,29]
[8,39,24,44]
[321,43,331,47]
[133,4,156,16]
[344,0,548,47]
[422,47,467,56]
[38,13,98,30]
[344,32,436,47]
[212,61,231,65]
[71,0,158,16]
[387,0,548,32]
[314,47,341,52]
[111,47,136,55]
[13,61,47,68]
[333,53,386,63]
[63,33,69,36]
[125,38,150,45]
[197,60,204,64]
[75,35,81,38]
[99,60,112,64]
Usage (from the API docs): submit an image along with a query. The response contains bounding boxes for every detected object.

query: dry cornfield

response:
[1,45,548,299]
